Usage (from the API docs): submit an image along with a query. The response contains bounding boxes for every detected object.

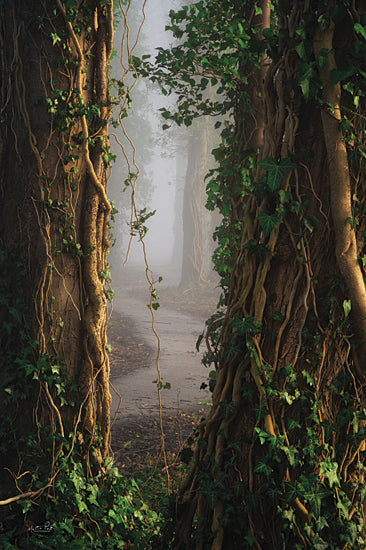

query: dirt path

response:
[110,292,211,422]
[108,267,218,470]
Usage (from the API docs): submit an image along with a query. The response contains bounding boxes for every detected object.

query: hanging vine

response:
[111,0,171,492]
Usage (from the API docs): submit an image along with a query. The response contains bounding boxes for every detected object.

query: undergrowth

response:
[0,454,189,549]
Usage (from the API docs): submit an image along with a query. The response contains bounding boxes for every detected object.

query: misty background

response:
[108,0,218,290]
[107,0,222,442]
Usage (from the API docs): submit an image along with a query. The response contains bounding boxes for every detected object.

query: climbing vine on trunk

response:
[142,1,366,548]
[0,0,114,475]
[0,2,160,547]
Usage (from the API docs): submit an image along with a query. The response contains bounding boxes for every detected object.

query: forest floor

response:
[108,266,220,476]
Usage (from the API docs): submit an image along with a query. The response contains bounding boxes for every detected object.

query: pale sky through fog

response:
[109,0,184,270]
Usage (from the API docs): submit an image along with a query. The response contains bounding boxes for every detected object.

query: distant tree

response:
[137,3,220,286]
[139,0,268,290]
[147,1,366,548]
[180,117,210,287]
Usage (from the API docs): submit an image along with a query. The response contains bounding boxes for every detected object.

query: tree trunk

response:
[0,0,114,487]
[175,3,366,549]
[180,120,209,288]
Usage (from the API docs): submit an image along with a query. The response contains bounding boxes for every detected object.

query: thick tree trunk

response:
[175,4,366,549]
[0,0,114,484]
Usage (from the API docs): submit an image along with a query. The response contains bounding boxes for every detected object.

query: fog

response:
[108,0,220,294]
[108,0,187,285]
[108,0,220,432]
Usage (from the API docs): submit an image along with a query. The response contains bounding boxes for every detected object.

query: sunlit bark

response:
[0,0,113,477]
[174,3,366,548]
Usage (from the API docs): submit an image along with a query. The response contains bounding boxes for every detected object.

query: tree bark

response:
[314,20,366,359]
[0,0,114,483]
[174,3,366,548]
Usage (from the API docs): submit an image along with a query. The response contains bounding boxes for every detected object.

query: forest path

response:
[109,267,212,425]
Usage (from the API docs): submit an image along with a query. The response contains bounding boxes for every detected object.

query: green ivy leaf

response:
[256,211,281,236]
[317,54,328,69]
[354,22,366,42]
[258,157,296,191]
[87,483,99,505]
[231,315,261,335]
[50,32,61,45]
[312,536,330,550]
[75,492,89,514]
[346,216,358,229]
[287,418,301,430]
[273,310,285,321]
[343,299,351,319]
[295,41,307,61]
[254,460,273,477]
[298,63,320,100]
[319,459,340,488]
[331,66,357,85]
[337,497,350,519]
[196,333,204,351]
